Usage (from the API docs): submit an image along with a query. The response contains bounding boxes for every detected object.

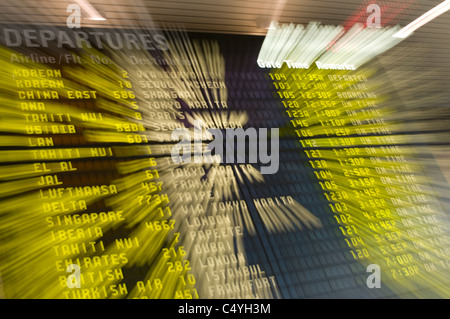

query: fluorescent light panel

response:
[394,0,450,38]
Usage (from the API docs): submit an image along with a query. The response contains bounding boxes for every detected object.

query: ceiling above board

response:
[0,0,447,36]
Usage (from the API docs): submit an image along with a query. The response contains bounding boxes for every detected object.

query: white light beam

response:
[393,0,450,38]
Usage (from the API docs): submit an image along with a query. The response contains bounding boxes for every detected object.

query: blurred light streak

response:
[73,0,106,21]
[393,0,450,38]
[258,21,404,70]
[268,0,288,27]
[258,22,344,68]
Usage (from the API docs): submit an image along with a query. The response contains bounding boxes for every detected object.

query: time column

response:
[269,69,370,265]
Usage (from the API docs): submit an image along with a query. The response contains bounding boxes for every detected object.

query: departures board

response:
[0,24,449,300]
